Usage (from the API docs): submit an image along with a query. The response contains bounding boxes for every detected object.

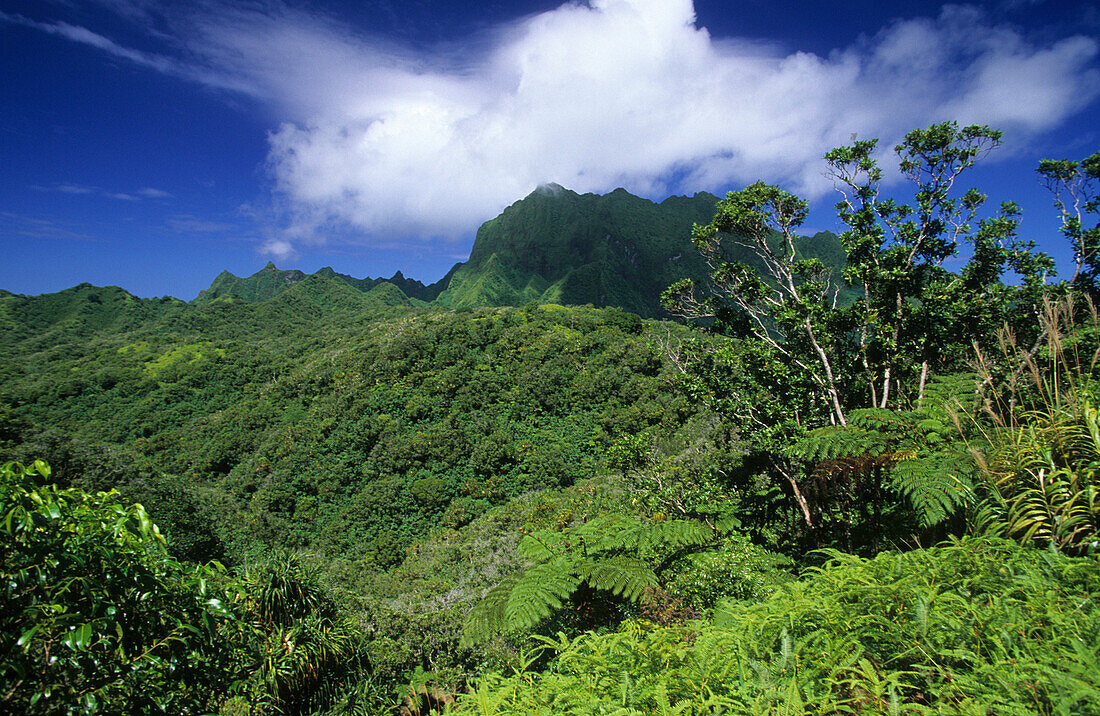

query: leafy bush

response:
[0,460,232,714]
[667,538,791,609]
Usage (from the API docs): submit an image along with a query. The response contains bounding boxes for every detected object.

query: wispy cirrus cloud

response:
[0,211,95,241]
[9,1,1100,253]
[165,213,237,233]
[0,9,256,94]
[31,182,172,201]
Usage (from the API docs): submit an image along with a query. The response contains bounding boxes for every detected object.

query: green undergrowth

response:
[305,474,639,693]
[451,537,1100,715]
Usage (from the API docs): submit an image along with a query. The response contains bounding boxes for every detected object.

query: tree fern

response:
[577,555,657,600]
[786,378,978,531]
[517,532,562,562]
[502,558,582,631]
[463,515,715,645]
[890,452,974,528]
[642,519,713,550]
[576,514,712,555]
[463,574,523,647]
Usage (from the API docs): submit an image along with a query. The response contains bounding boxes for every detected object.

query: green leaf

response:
[205,597,233,618]
[72,623,93,650]
[17,623,41,648]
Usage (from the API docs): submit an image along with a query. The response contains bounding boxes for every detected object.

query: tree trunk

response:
[776,462,813,528]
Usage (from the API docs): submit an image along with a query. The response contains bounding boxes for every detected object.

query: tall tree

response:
[1038,151,1100,294]
[663,123,1054,532]
[825,122,1049,409]
[662,182,849,425]
[666,122,1052,417]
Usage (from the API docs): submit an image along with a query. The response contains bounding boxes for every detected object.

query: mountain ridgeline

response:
[189,185,844,318]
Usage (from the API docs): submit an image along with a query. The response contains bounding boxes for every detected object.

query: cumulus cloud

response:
[12,1,1100,249]
[214,0,1098,243]
[260,238,295,261]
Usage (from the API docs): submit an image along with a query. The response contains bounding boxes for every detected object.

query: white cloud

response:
[0,211,95,242]
[227,0,1099,244]
[260,238,295,261]
[165,214,236,233]
[11,1,1100,249]
[52,183,97,195]
[0,9,257,94]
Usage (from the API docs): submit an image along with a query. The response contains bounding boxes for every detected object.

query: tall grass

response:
[970,295,1100,553]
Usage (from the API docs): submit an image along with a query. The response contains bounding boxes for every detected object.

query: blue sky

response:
[2,0,1099,299]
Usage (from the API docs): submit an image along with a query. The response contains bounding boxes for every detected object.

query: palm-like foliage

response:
[976,399,1100,552]
[225,551,367,714]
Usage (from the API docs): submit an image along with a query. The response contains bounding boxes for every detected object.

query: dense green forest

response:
[3,123,1100,714]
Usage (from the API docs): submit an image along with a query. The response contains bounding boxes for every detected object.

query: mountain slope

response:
[435,185,724,316]
[193,262,307,304]
[0,283,182,347]
[181,185,848,319]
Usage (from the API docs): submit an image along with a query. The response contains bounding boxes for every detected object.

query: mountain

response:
[318,266,450,303]
[0,283,183,348]
[193,262,448,306]
[434,185,723,316]
[181,185,845,318]
[193,262,306,304]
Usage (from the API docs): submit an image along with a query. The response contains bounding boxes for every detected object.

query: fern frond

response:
[576,514,644,553]
[503,557,582,632]
[574,515,710,555]
[518,533,560,562]
[641,519,711,551]
[849,408,914,431]
[462,573,523,647]
[712,513,742,534]
[889,453,975,528]
[919,373,979,418]
[789,426,891,463]
[577,556,657,601]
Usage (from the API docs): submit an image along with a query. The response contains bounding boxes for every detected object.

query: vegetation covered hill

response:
[435,185,723,314]
[184,185,847,318]
[440,185,849,317]
[0,287,719,566]
[194,261,447,305]
[0,280,741,711]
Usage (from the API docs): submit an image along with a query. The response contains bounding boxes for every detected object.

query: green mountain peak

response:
[186,185,843,317]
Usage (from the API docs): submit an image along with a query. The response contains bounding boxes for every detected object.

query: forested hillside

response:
[3,123,1100,715]
[1,288,710,560]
